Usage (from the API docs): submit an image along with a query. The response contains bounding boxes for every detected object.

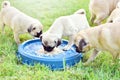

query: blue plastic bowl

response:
[16,38,83,70]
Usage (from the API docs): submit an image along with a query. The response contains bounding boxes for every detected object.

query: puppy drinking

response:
[74,23,120,65]
[0,1,43,45]
[41,9,90,53]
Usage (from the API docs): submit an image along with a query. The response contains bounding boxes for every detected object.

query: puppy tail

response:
[74,9,86,15]
[1,1,11,8]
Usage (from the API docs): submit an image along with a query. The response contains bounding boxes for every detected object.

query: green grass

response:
[0,0,120,80]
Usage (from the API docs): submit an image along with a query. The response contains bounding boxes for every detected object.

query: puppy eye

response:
[33,27,36,30]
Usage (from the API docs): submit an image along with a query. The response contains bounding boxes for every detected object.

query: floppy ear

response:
[75,9,86,14]
[27,24,33,33]
[79,39,87,51]
[56,39,61,47]
[78,11,85,14]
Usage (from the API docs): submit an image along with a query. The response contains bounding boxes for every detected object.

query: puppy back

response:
[1,1,11,8]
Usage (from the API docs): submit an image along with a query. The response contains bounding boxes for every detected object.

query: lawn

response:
[0,0,120,80]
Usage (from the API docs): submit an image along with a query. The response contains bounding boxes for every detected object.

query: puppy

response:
[89,0,120,25]
[40,9,90,52]
[74,23,120,64]
[107,2,120,23]
[0,1,43,45]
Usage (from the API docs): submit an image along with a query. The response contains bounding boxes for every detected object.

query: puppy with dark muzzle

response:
[74,22,120,65]
[40,9,90,53]
[0,1,43,45]
[40,33,61,52]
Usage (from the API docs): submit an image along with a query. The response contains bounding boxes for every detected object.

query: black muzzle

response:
[75,45,82,53]
[42,43,55,52]
[34,31,42,37]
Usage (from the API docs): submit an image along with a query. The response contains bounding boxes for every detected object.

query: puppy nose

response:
[76,48,82,53]
[44,46,55,52]
[34,31,42,37]
[75,46,82,53]
[76,48,85,53]
[42,43,55,52]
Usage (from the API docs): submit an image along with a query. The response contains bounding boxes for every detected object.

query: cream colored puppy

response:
[89,0,120,25]
[74,23,120,64]
[107,2,120,23]
[0,1,43,44]
[40,9,90,52]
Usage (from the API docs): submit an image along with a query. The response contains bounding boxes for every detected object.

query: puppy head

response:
[74,32,91,53]
[40,33,61,52]
[28,22,43,37]
[74,9,86,15]
[1,1,11,8]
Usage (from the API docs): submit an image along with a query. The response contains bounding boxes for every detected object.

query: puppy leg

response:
[1,23,5,34]
[110,52,120,64]
[13,32,20,45]
[63,35,74,50]
[94,13,108,25]
[112,52,119,60]
[90,12,96,24]
[83,49,99,66]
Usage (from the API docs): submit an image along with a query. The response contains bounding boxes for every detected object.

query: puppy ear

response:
[56,39,61,47]
[75,9,86,14]
[79,11,85,14]
[27,24,33,33]
[79,39,87,51]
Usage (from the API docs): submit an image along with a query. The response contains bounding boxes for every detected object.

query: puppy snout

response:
[76,47,82,53]
[75,46,82,53]
[34,30,42,37]
[44,46,55,52]
[42,44,55,52]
